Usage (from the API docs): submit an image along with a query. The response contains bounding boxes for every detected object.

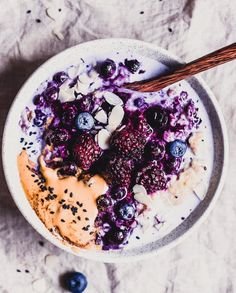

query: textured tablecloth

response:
[0,0,236,292]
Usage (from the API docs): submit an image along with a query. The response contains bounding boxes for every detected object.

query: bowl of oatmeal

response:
[2,39,228,262]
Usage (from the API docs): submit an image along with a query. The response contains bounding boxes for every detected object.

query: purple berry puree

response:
[19,57,203,250]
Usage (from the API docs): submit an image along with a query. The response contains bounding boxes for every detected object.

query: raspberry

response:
[136,161,167,194]
[72,133,102,170]
[105,156,134,188]
[110,128,147,161]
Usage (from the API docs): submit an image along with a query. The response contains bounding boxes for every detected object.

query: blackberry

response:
[136,161,167,194]
[72,133,102,170]
[110,128,147,161]
[105,156,134,188]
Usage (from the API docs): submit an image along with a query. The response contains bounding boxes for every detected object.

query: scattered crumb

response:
[36,19,41,23]
[52,27,64,40]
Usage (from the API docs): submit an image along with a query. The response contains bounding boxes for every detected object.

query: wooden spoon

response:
[125,43,236,92]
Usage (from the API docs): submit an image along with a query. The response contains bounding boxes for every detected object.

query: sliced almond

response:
[107,105,124,132]
[133,184,148,196]
[44,254,59,268]
[94,109,107,124]
[58,81,75,102]
[134,193,152,206]
[79,72,92,85]
[68,65,82,79]
[103,91,123,106]
[89,69,99,80]
[94,91,104,99]
[97,129,110,150]
[75,80,89,95]
[32,278,47,292]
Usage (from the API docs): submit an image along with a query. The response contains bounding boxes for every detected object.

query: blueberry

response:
[145,106,169,129]
[109,229,127,244]
[99,59,116,78]
[76,112,94,131]
[124,59,141,73]
[112,187,127,201]
[33,110,47,127]
[117,203,135,221]
[169,140,187,158]
[133,97,145,107]
[106,225,128,245]
[53,71,68,85]
[96,195,112,210]
[65,272,87,293]
[33,95,45,106]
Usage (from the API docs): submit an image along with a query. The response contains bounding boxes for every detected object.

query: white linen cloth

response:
[0,0,236,292]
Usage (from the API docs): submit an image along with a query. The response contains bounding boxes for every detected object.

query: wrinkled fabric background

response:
[0,0,236,292]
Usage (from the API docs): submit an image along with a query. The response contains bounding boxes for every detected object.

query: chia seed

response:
[38,241,44,246]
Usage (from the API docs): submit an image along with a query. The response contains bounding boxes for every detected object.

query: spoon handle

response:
[125,42,236,92]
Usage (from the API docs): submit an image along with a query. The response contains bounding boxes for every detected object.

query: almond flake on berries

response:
[103,91,123,106]
[133,184,148,196]
[107,105,124,132]
[89,69,100,80]
[133,184,152,206]
[75,80,90,95]
[95,109,107,124]
[79,72,92,85]
[98,129,110,150]
[68,65,83,79]
[58,81,75,102]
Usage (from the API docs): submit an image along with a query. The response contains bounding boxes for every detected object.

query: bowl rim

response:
[2,38,229,262]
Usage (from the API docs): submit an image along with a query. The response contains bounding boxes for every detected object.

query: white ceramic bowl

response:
[2,39,228,262]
